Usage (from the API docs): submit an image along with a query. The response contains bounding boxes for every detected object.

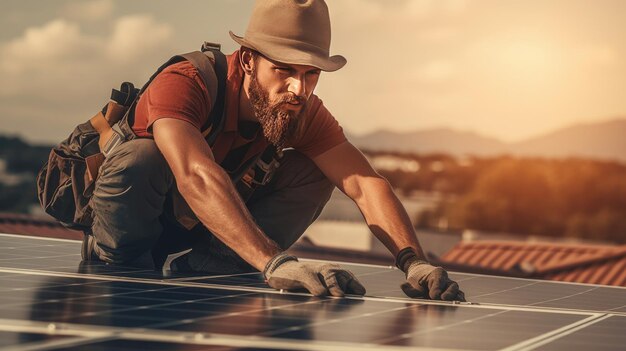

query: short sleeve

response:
[142,61,212,134]
[291,95,347,159]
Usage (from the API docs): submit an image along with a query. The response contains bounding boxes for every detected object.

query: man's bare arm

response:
[152,118,281,271]
[151,119,366,296]
[314,141,464,300]
[312,141,426,260]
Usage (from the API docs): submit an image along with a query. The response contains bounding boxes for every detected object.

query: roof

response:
[0,212,82,240]
[436,240,626,287]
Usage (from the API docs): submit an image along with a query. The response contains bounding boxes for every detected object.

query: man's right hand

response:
[395,247,465,301]
[401,260,465,301]
[263,253,366,297]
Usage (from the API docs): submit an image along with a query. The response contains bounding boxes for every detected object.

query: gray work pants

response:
[89,139,334,272]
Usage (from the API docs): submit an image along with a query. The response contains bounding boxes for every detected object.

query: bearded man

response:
[82,0,464,301]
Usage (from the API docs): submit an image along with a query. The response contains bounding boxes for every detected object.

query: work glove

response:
[263,253,366,297]
[396,248,465,301]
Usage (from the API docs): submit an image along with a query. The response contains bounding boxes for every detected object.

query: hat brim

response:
[229,31,346,72]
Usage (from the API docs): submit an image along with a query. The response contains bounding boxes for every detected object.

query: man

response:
[84,0,464,301]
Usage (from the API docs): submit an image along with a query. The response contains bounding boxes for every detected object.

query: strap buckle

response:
[201,41,221,52]
[255,158,280,186]
[239,158,280,190]
[101,123,126,157]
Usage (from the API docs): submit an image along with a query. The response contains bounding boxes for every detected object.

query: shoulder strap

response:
[208,47,227,144]
[115,55,187,139]
[115,42,228,142]
[171,44,228,143]
[179,51,218,117]
[139,56,188,95]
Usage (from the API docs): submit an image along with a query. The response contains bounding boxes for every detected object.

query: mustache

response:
[276,93,306,105]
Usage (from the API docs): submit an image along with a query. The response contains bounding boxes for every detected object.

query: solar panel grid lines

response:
[2,335,115,351]
[0,294,616,350]
[606,304,626,312]
[360,307,510,346]
[0,266,323,299]
[0,318,467,351]
[499,313,613,351]
[250,302,412,338]
[457,269,626,291]
[299,257,626,292]
[3,265,607,318]
[143,293,349,331]
[533,315,626,351]
[434,274,626,314]
[0,265,471,314]
[29,290,262,326]
[0,330,82,349]
[1,233,626,350]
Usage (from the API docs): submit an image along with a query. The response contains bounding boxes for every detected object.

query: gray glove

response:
[263,253,366,297]
[396,248,465,301]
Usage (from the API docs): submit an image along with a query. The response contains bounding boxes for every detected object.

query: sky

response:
[1,0,625,144]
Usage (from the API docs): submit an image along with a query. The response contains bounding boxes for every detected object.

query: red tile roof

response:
[436,241,626,287]
[0,212,82,240]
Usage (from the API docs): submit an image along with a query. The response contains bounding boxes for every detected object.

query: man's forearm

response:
[354,177,427,260]
[177,161,281,271]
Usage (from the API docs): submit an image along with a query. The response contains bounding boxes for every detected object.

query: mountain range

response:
[347,118,626,162]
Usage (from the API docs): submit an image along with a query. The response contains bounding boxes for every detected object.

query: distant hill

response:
[510,119,626,161]
[348,128,507,156]
[349,118,626,162]
[2,117,626,163]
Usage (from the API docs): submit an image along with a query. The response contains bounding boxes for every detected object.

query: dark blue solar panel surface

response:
[0,233,624,350]
[534,315,626,351]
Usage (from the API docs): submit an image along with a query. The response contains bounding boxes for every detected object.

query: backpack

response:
[36,42,229,231]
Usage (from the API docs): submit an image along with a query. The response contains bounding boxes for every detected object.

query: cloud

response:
[0,14,174,142]
[63,0,114,22]
[0,15,173,97]
[0,20,100,75]
[108,15,173,63]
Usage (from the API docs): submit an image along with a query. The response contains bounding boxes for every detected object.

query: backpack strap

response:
[113,43,228,145]
[113,54,187,141]
[180,42,228,144]
[203,43,228,145]
[180,52,218,115]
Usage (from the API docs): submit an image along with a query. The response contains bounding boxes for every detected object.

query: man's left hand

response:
[401,260,465,301]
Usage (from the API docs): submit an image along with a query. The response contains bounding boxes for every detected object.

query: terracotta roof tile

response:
[439,240,626,287]
[0,212,82,240]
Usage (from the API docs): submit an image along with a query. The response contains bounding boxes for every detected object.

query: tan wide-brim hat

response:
[229,0,346,72]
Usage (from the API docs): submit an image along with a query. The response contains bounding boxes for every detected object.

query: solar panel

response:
[0,233,624,350]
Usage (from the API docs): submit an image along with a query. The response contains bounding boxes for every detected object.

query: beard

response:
[248,69,305,150]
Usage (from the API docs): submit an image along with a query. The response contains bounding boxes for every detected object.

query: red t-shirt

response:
[132,50,346,167]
